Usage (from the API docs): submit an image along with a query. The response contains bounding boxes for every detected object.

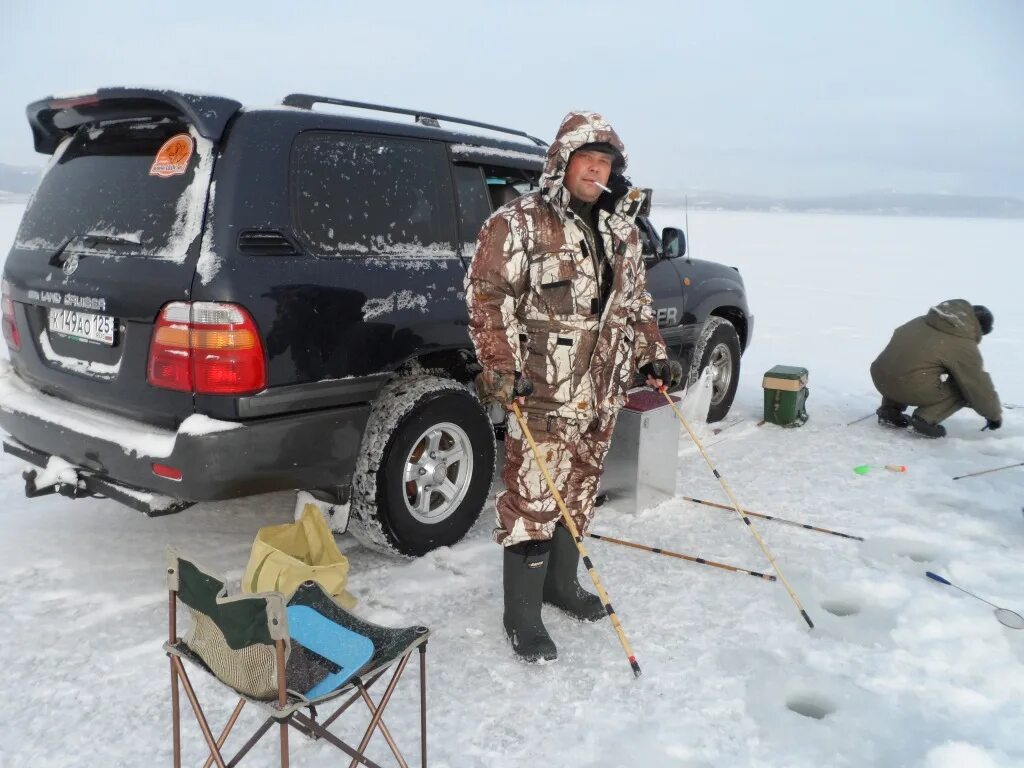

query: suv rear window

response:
[291,132,456,257]
[15,120,210,262]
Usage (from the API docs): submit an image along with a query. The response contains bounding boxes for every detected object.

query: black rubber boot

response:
[877,405,910,428]
[503,541,557,663]
[543,524,605,622]
[910,414,946,438]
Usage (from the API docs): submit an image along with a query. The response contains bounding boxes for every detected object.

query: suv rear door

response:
[3,92,232,427]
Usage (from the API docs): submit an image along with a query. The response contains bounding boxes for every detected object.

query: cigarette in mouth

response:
[590,180,612,193]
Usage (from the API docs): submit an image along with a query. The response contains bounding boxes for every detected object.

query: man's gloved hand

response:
[985,418,1002,431]
[640,359,683,390]
[513,373,534,398]
[475,370,532,406]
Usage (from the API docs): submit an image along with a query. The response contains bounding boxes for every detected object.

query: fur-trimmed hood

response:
[540,110,630,215]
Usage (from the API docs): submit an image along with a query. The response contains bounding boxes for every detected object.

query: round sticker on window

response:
[149,134,194,177]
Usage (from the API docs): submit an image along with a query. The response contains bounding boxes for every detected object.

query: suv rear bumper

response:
[0,361,370,512]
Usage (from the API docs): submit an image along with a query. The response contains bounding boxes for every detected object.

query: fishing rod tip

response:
[629,657,642,678]
[801,610,815,630]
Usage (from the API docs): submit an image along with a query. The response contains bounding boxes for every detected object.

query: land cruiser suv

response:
[1,88,752,556]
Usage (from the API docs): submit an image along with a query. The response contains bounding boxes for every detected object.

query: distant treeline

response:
[655,191,1024,219]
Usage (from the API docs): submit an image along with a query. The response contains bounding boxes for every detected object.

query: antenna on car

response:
[685,194,692,263]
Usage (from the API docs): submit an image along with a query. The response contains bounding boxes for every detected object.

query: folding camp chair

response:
[164,551,429,768]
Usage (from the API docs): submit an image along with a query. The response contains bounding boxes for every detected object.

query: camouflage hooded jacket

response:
[465,111,667,422]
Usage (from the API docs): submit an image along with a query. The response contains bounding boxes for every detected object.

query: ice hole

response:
[900,551,934,563]
[786,692,837,720]
[821,599,861,617]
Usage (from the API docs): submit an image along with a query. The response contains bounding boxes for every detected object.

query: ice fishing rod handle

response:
[926,571,951,586]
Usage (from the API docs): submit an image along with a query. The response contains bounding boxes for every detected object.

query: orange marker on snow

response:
[854,464,907,475]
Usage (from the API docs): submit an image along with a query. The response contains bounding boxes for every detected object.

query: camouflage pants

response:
[495,412,617,547]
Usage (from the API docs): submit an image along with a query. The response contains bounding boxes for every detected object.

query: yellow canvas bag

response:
[242,504,357,609]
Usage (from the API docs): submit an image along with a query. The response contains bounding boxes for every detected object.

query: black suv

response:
[1,88,752,556]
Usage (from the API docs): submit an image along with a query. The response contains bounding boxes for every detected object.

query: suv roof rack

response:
[281,94,547,147]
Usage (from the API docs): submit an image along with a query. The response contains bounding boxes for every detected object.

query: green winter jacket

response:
[870,299,1001,421]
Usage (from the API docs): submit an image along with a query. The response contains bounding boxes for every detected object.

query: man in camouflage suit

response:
[465,111,680,663]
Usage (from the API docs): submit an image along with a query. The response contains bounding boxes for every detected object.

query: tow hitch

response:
[4,439,193,516]
[23,456,92,500]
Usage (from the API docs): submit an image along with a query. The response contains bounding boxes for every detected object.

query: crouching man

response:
[871,299,1001,437]
[465,111,680,663]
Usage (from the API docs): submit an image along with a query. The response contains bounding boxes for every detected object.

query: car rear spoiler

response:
[26,87,243,154]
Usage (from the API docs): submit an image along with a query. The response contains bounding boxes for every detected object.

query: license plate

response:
[47,308,116,346]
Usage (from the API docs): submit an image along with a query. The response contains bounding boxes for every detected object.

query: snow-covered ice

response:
[1,203,1022,767]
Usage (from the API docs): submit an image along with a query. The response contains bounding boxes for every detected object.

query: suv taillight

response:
[2,285,20,351]
[147,302,266,395]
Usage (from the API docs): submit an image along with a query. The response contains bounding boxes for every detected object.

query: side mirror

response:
[662,227,686,259]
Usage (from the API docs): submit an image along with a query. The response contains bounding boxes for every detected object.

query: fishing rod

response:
[681,497,864,542]
[952,461,1023,481]
[659,388,814,629]
[587,531,777,581]
[510,402,642,678]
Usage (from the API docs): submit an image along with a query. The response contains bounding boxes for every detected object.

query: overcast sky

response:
[2,0,1021,198]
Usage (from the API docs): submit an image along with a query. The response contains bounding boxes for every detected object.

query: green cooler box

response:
[762,365,809,427]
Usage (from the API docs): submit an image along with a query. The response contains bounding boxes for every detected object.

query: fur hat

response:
[973,305,994,335]
[574,141,626,172]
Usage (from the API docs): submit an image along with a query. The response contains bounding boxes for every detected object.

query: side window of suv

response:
[637,219,656,258]
[452,165,492,247]
[292,132,457,256]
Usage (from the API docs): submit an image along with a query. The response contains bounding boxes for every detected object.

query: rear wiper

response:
[82,232,141,248]
[47,232,141,270]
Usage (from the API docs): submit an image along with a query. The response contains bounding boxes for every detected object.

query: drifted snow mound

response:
[921,741,1008,768]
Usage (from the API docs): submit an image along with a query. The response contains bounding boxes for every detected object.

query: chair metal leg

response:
[173,657,229,768]
[419,643,427,768]
[355,683,408,768]
[277,639,289,768]
[203,699,246,768]
[171,657,181,768]
[292,712,386,768]
[169,591,181,768]
[348,652,412,768]
[321,668,388,731]
[225,717,276,768]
